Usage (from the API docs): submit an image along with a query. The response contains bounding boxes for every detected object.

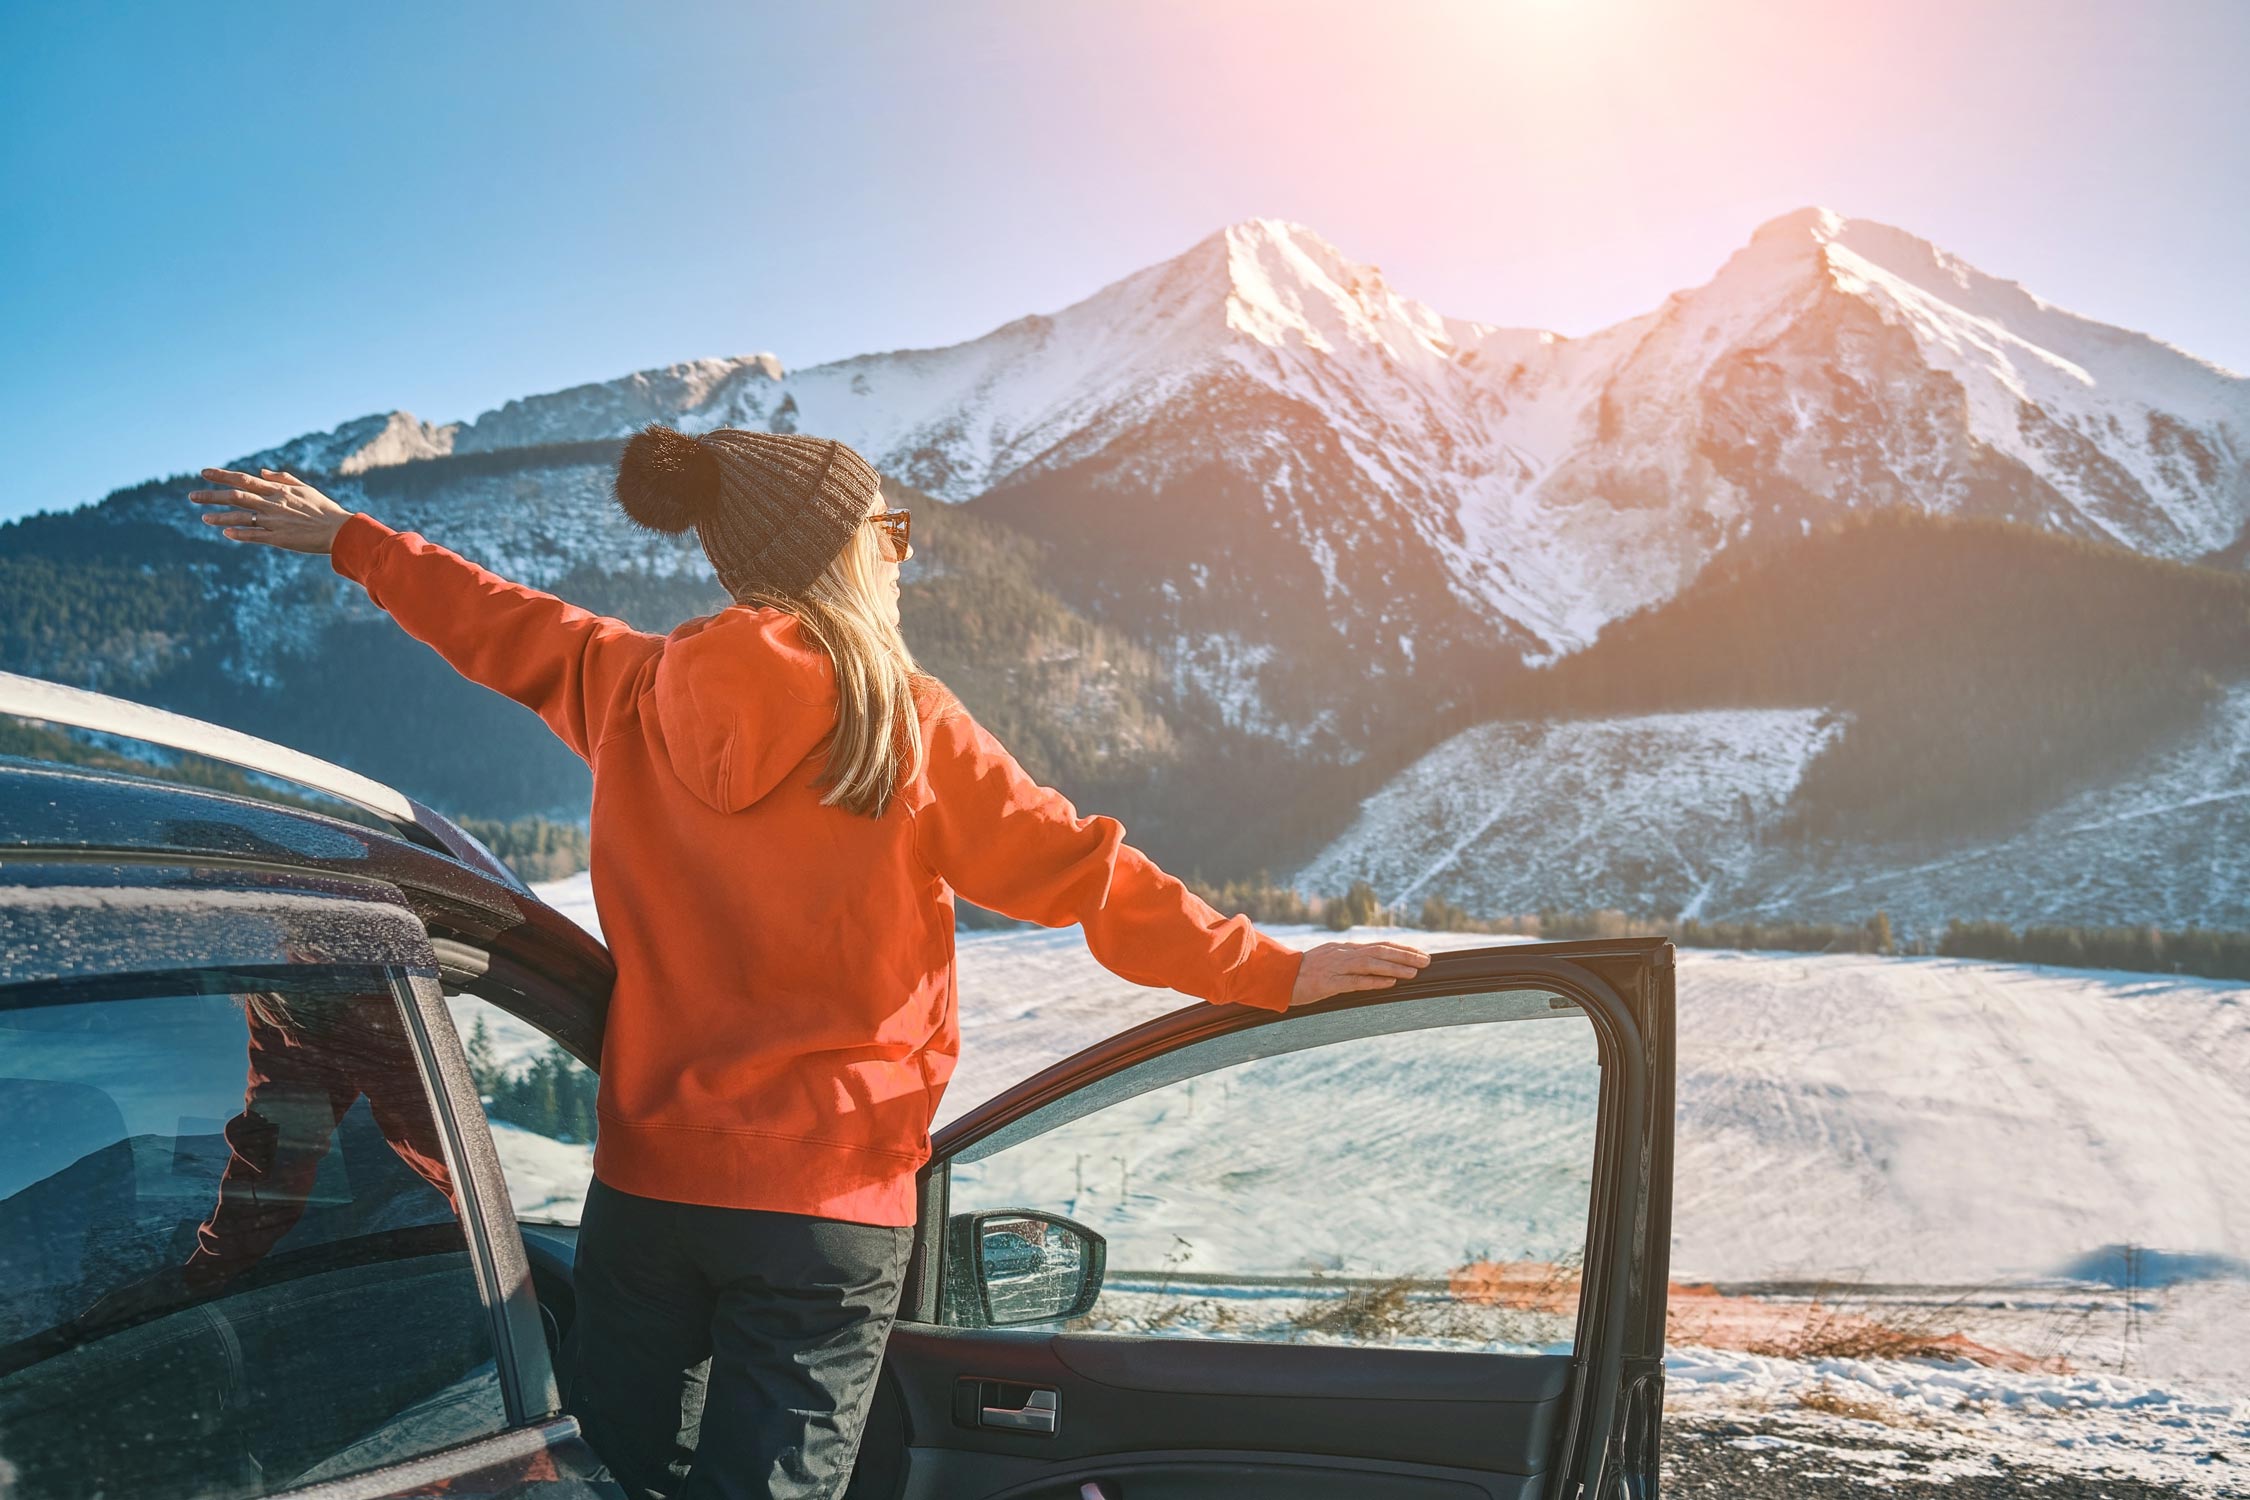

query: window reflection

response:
[0,976,506,1499]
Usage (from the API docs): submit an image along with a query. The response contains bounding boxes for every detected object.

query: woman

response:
[190,427,1430,1499]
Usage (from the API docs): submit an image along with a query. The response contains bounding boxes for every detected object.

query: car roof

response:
[0,675,613,1057]
[5,752,518,914]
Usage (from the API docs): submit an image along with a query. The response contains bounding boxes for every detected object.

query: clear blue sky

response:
[3,0,2244,523]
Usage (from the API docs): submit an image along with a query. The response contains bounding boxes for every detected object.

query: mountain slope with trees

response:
[1514,510,2250,842]
[1302,513,2250,930]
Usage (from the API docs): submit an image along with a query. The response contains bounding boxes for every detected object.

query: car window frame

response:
[428,931,607,1170]
[390,963,563,1425]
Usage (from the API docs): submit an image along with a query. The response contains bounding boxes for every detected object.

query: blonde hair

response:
[744,515,925,817]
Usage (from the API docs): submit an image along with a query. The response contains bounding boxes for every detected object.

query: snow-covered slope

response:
[1307,684,2250,933]
[1297,708,1844,918]
[1735,682,2250,932]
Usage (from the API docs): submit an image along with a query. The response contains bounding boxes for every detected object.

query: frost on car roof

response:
[0,866,431,988]
[1,757,378,861]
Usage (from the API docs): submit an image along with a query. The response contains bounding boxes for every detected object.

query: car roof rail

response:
[0,670,528,889]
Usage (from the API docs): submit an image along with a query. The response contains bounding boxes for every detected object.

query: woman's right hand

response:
[1290,940,1432,1006]
[189,467,354,554]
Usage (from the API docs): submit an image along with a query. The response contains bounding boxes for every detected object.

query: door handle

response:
[980,1386,1059,1434]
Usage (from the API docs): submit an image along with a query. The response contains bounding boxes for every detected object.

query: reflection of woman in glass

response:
[85,990,456,1325]
[184,991,456,1288]
[192,435,1430,1497]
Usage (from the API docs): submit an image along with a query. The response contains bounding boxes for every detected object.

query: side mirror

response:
[943,1209,1106,1328]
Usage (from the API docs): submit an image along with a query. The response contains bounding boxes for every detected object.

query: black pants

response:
[567,1178,914,1500]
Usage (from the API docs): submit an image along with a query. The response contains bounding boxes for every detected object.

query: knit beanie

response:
[613,424,882,599]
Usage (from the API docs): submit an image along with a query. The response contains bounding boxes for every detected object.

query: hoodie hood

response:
[648,607,838,812]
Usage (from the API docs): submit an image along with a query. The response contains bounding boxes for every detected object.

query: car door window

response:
[445,991,596,1226]
[940,986,1600,1349]
[0,973,509,1499]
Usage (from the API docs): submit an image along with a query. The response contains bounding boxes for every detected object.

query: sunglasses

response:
[867,508,912,561]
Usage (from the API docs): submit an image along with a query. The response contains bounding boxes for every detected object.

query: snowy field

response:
[493,875,2250,1493]
[941,925,2250,1286]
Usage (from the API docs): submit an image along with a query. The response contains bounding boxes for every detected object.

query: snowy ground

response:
[491,876,2250,1493]
[938,922,2250,1286]
[1663,1341,2249,1496]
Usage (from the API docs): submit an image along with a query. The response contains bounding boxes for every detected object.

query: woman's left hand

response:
[1290,940,1432,1006]
[189,468,353,554]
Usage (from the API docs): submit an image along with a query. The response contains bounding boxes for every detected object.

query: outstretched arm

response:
[191,466,661,760]
[915,695,1428,1010]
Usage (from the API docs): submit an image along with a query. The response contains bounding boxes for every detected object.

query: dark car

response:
[0,670,1675,1500]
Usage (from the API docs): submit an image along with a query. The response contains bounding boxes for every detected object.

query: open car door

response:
[852,938,1675,1500]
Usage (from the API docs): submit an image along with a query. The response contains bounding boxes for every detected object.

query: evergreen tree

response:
[466,1016,500,1095]
[1862,912,1894,955]
[1323,872,1377,931]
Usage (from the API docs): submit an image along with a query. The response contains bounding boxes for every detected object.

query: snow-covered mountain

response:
[233,209,2250,725]
[1500,208,2250,626]
[242,409,459,476]
[22,208,2249,908]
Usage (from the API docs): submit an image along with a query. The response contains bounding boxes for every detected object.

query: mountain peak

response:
[1741,207,2019,314]
[1698,206,1972,325]
[235,409,457,478]
[1179,217,1456,361]
[1214,216,1371,297]
[1217,215,1342,253]
[1750,205,1852,244]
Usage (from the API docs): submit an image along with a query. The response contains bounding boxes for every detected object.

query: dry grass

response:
[1745,1298,1966,1362]
[1281,1268,1579,1346]
[1668,1278,2054,1372]
[1448,1256,1583,1313]
[1288,1277,1421,1340]
[1795,1379,1901,1424]
[1142,1297,1240,1333]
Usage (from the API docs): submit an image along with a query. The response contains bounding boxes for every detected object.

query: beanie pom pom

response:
[615,424,721,535]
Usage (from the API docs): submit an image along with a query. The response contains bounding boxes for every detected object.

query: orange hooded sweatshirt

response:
[331,514,1304,1226]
